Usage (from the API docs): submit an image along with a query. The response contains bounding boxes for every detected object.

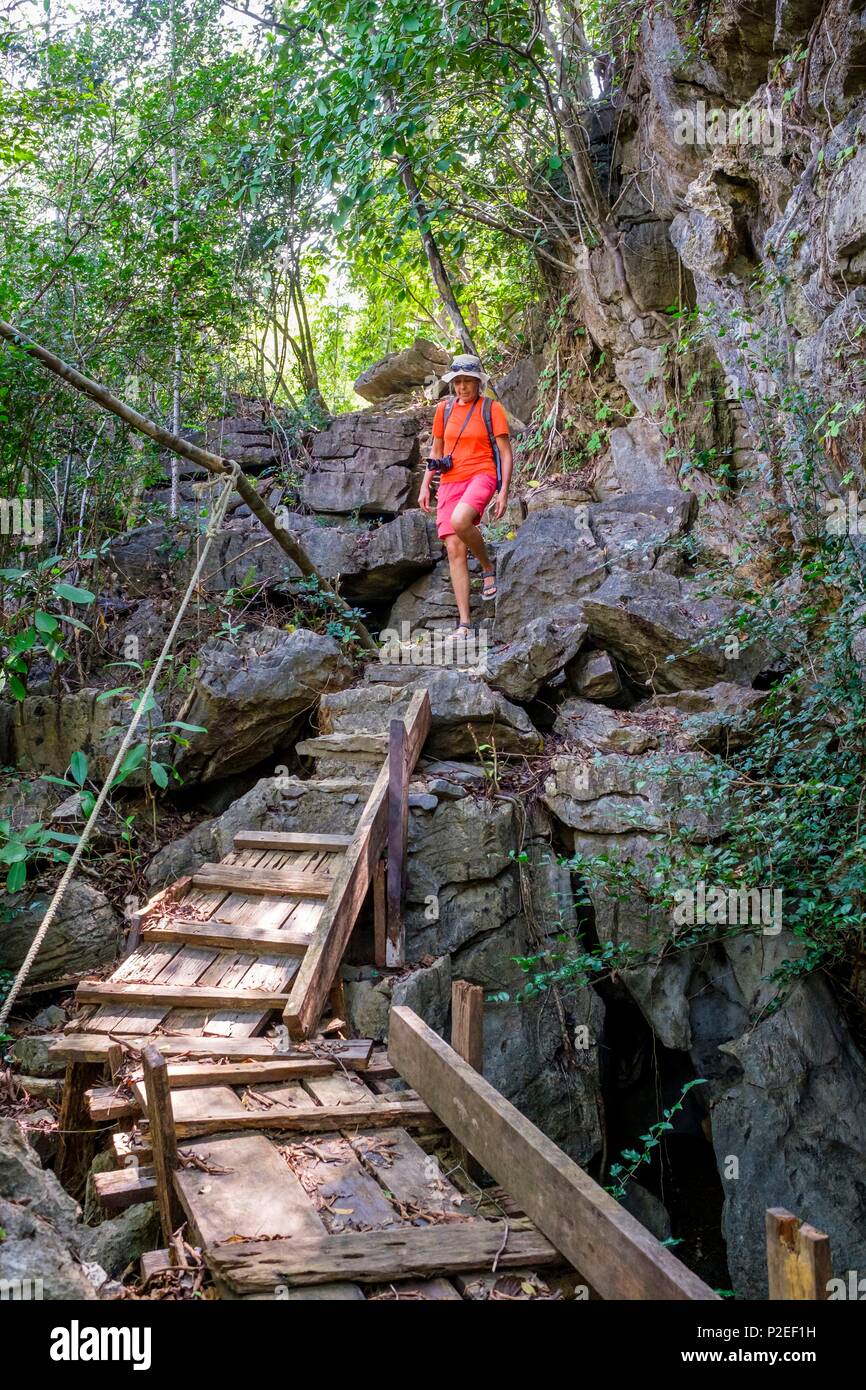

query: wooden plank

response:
[137,1083,246,1125]
[175,1134,326,1249]
[76,982,290,1011]
[51,1034,375,1067]
[56,1061,103,1194]
[142,919,313,955]
[285,1130,397,1234]
[373,858,387,968]
[283,689,431,1038]
[766,1208,831,1300]
[389,1006,719,1302]
[349,1128,473,1218]
[142,1045,183,1243]
[167,1098,438,1140]
[87,1085,140,1122]
[128,1059,337,1090]
[93,1165,157,1212]
[233,831,352,853]
[451,979,484,1183]
[209,1223,560,1294]
[191,863,334,897]
[386,717,410,968]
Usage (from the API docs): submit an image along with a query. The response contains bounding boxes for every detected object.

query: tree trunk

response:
[397,156,478,357]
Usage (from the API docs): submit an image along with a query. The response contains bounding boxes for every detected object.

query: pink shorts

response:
[435,472,498,539]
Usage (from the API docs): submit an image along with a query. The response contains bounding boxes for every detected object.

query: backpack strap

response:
[482,397,502,491]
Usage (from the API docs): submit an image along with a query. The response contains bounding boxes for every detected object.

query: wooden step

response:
[295,734,388,761]
[174,1133,326,1249]
[233,831,351,853]
[191,863,334,897]
[209,1224,560,1295]
[142,919,313,955]
[93,1165,157,1212]
[87,1085,139,1122]
[130,1058,338,1090]
[51,1034,375,1068]
[76,982,291,1011]
[145,1097,439,1140]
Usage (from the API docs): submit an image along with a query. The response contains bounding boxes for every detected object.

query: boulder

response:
[175,627,354,783]
[543,752,724,839]
[647,682,769,751]
[553,699,659,754]
[485,615,588,703]
[601,418,680,496]
[0,881,121,989]
[386,557,486,633]
[589,489,695,573]
[494,355,542,425]
[81,1203,161,1279]
[302,412,419,514]
[318,669,542,758]
[353,340,451,402]
[8,689,165,782]
[391,955,452,1037]
[565,649,622,701]
[106,510,439,606]
[8,1034,67,1078]
[494,505,606,644]
[581,570,766,691]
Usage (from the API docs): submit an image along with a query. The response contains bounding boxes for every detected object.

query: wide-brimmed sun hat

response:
[441,353,487,386]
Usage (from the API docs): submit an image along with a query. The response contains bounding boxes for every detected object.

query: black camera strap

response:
[442,395,479,451]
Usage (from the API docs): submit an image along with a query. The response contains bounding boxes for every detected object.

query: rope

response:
[0,463,242,1029]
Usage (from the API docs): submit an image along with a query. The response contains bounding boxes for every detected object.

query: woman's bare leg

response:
[444,532,472,626]
[451,502,493,572]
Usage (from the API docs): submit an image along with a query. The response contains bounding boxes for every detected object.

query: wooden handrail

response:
[282,689,431,1037]
[390,1005,719,1302]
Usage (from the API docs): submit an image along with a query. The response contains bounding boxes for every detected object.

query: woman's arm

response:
[419,432,445,512]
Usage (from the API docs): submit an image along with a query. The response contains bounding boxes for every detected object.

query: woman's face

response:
[453,375,481,403]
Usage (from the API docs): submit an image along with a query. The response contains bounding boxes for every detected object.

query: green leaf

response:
[111,743,148,786]
[79,791,96,818]
[149,761,169,789]
[8,676,27,701]
[34,610,59,634]
[53,582,95,605]
[69,751,88,788]
[6,860,27,892]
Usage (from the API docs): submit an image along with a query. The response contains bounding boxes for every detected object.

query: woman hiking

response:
[418,353,513,638]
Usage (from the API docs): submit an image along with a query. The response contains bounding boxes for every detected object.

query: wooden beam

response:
[389,1006,718,1302]
[766,1208,831,1300]
[142,919,312,955]
[191,863,333,897]
[233,831,351,853]
[163,1098,438,1140]
[75,982,290,1011]
[86,1085,140,1122]
[282,690,431,1038]
[131,1058,337,1089]
[55,1060,103,1195]
[208,1222,560,1294]
[451,980,484,1184]
[93,1165,157,1212]
[142,1046,183,1245]
[386,717,410,968]
[51,1034,375,1067]
[373,858,387,969]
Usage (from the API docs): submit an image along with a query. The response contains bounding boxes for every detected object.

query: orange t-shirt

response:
[432,397,509,484]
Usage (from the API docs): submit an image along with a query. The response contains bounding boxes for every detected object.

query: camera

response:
[426,454,453,473]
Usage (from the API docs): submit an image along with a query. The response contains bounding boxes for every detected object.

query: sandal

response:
[481,568,497,600]
[454,624,473,638]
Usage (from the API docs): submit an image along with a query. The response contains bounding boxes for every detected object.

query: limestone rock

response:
[553,699,659,754]
[8,689,165,782]
[8,1034,67,1078]
[581,570,766,691]
[494,505,606,645]
[176,627,354,782]
[647,682,769,750]
[386,557,486,633]
[543,752,724,839]
[603,418,680,496]
[319,669,542,758]
[494,354,542,425]
[353,340,451,402]
[81,1203,161,1279]
[485,615,588,703]
[589,489,696,573]
[712,976,866,1299]
[565,649,622,701]
[302,411,420,514]
[391,955,452,1037]
[0,881,121,989]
